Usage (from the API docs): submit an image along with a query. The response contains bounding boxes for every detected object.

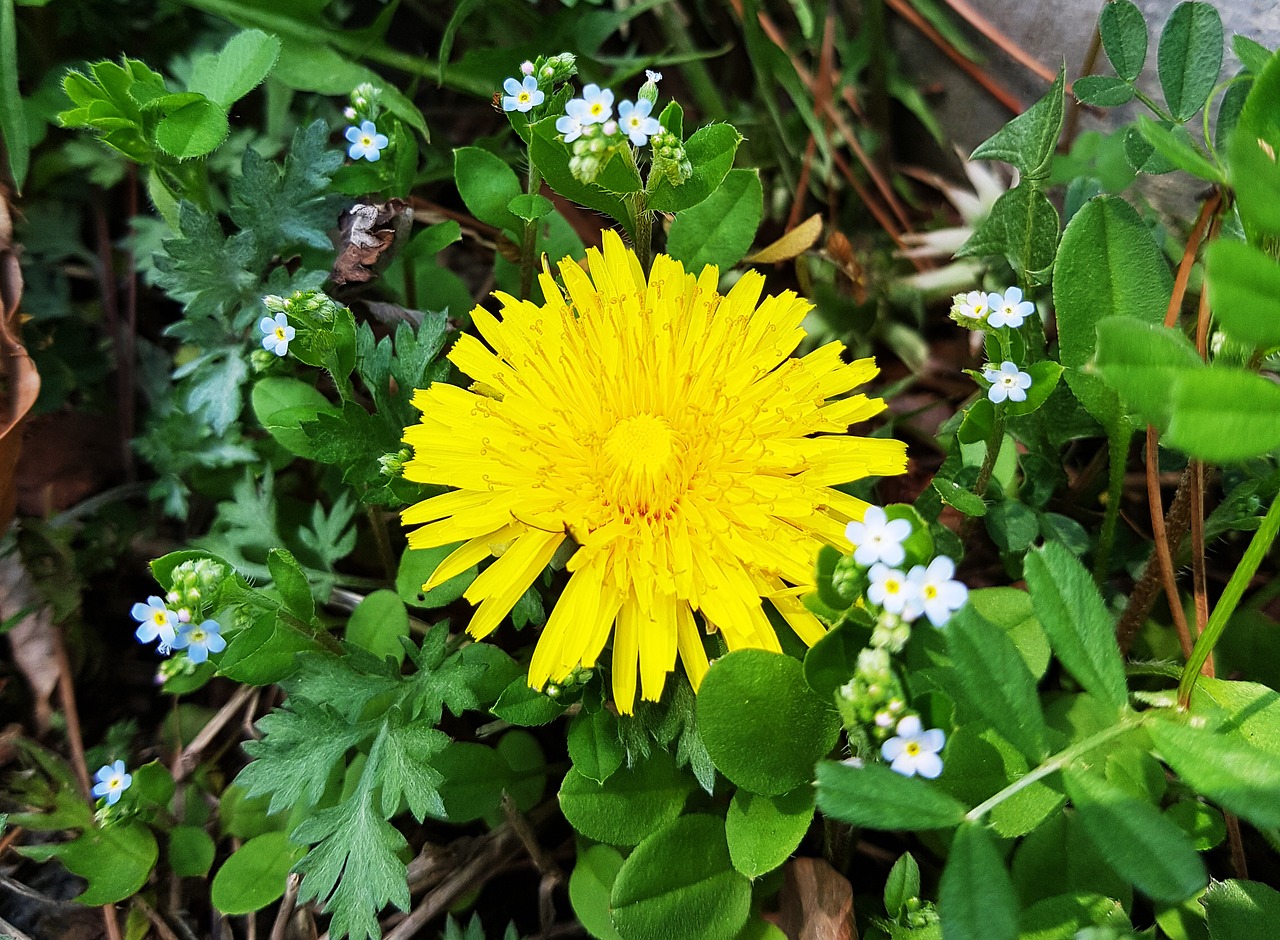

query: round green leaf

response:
[396,544,477,609]
[568,707,624,783]
[611,814,751,940]
[1074,75,1137,107]
[697,649,839,795]
[345,589,410,665]
[725,786,815,878]
[211,831,304,915]
[1100,1,1148,82]
[251,377,334,458]
[169,825,216,877]
[1157,1,1223,122]
[569,844,625,940]
[1164,800,1226,851]
[559,751,692,846]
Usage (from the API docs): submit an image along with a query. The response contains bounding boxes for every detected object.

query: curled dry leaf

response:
[331,198,413,287]
[0,186,40,532]
[771,857,856,940]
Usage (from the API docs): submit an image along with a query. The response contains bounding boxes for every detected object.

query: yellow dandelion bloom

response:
[401,231,907,713]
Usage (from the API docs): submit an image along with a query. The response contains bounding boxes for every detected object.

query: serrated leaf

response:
[1203,879,1280,939]
[1158,2,1224,122]
[957,182,1059,284]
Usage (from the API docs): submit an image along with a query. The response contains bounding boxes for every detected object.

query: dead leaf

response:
[747,214,823,264]
[772,858,856,940]
[0,554,58,732]
[331,198,413,287]
[0,186,41,533]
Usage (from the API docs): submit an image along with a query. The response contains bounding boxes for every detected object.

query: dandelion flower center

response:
[401,231,907,712]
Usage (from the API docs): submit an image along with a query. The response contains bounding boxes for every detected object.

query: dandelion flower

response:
[401,231,906,712]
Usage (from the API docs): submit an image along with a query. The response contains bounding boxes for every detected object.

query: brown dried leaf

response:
[747,214,823,264]
[332,198,413,287]
[772,858,856,940]
[0,187,41,532]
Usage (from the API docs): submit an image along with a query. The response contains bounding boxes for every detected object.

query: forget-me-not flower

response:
[906,556,969,627]
[844,505,913,567]
[986,287,1035,329]
[618,99,661,147]
[131,596,177,650]
[259,312,295,357]
[984,361,1032,404]
[92,760,133,805]
[501,75,544,113]
[172,619,227,665]
[881,716,946,778]
[566,84,614,125]
[345,120,389,161]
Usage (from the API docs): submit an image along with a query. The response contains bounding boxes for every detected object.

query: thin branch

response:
[269,874,303,940]
[174,685,258,782]
[132,895,183,940]
[1146,428,1194,660]
[941,0,1058,83]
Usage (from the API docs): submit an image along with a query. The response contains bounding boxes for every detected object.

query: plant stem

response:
[1177,491,1280,707]
[519,162,543,301]
[1094,428,1127,582]
[633,195,653,273]
[965,714,1144,822]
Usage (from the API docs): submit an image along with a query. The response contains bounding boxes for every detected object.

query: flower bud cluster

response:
[131,559,228,666]
[345,82,382,124]
[648,126,692,187]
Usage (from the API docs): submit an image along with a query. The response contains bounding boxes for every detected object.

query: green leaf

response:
[1148,718,1280,829]
[815,760,969,830]
[1164,367,1280,462]
[1205,239,1280,348]
[939,823,1018,940]
[985,499,1039,555]
[508,193,554,222]
[187,29,281,108]
[236,697,365,814]
[946,606,1049,760]
[568,707,625,783]
[932,476,987,517]
[217,613,319,686]
[1135,116,1223,181]
[935,726,1064,838]
[154,96,230,159]
[396,544,477,609]
[647,123,743,214]
[1100,0,1148,82]
[1063,767,1207,903]
[529,118,632,235]
[229,120,343,256]
[1011,811,1132,910]
[454,146,522,233]
[724,786,815,878]
[967,587,1051,679]
[1164,800,1226,851]
[345,589,410,665]
[1018,893,1131,940]
[1203,879,1280,939]
[1053,195,1173,434]
[559,751,692,846]
[292,786,410,940]
[251,377,335,458]
[697,649,840,795]
[0,0,29,190]
[1022,542,1128,710]
[1232,36,1274,75]
[1190,678,1280,758]
[956,182,1059,285]
[430,741,505,822]
[211,831,304,914]
[610,814,752,940]
[1158,2,1224,122]
[20,822,158,905]
[1227,54,1280,238]
[378,715,449,820]
[570,844,626,940]
[1073,76,1136,108]
[492,677,567,726]
[884,853,921,919]
[1003,360,1064,417]
[496,730,547,813]
[268,548,315,622]
[665,169,763,271]
[1093,317,1205,427]
[970,67,1066,179]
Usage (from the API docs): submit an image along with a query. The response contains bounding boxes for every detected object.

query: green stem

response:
[1132,87,1172,123]
[1094,429,1127,582]
[965,714,1145,822]
[519,162,543,301]
[1177,491,1280,707]
[972,405,1006,501]
[633,195,653,273]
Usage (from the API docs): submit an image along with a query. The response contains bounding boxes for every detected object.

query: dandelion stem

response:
[965,714,1144,822]
[1177,491,1280,707]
